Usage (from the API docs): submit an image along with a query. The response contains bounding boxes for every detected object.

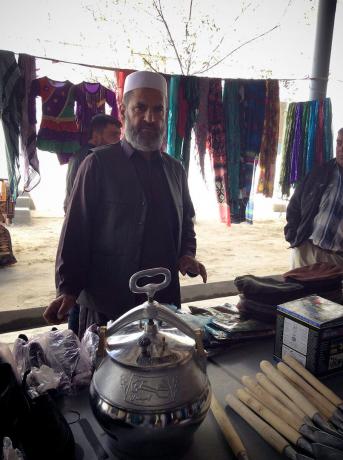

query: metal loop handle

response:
[129,267,171,300]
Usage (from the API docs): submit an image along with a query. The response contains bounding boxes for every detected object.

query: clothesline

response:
[7,48,333,83]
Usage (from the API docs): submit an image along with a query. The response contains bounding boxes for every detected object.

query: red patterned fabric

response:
[207,79,230,226]
[176,78,188,140]
[115,69,134,106]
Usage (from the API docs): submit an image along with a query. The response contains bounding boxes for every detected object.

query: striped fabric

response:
[310,165,343,252]
[0,50,22,200]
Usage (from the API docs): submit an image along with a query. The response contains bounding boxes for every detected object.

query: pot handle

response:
[106,301,198,341]
[129,267,171,299]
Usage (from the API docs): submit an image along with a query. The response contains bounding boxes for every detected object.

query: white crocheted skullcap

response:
[123,71,167,96]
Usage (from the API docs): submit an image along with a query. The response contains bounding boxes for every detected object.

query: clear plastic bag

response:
[12,326,100,394]
[71,326,100,389]
[12,336,48,379]
[26,364,62,397]
[2,437,24,460]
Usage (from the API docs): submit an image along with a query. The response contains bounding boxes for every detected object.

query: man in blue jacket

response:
[44,71,206,337]
[284,128,343,268]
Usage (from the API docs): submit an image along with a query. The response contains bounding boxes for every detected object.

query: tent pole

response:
[309,0,337,100]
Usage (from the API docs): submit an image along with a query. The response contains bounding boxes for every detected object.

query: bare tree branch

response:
[188,0,193,21]
[142,57,159,73]
[234,2,252,23]
[210,35,225,57]
[185,0,193,38]
[192,24,280,75]
[186,41,196,75]
[152,0,185,74]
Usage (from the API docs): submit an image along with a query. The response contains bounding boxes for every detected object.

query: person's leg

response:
[292,241,343,268]
[314,248,343,267]
[291,240,317,268]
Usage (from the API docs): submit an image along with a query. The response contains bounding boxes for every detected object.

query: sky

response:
[1,0,343,215]
[1,0,320,78]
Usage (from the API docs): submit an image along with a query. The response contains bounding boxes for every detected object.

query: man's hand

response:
[178,255,207,283]
[43,294,77,325]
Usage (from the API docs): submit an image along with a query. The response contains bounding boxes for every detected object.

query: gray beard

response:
[125,116,165,152]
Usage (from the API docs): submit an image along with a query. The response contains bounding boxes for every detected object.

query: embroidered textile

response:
[207,78,230,226]
[75,82,118,145]
[29,77,80,154]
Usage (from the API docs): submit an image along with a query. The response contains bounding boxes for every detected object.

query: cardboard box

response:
[274,295,343,376]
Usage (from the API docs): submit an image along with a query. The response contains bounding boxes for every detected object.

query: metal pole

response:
[309,0,337,100]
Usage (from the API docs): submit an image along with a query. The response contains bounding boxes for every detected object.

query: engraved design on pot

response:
[121,373,178,406]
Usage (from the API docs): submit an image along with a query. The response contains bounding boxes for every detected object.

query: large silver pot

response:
[90,268,211,458]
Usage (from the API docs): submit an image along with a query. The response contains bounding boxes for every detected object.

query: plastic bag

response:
[12,326,100,394]
[26,365,62,397]
[12,336,48,379]
[72,326,99,388]
[2,437,24,460]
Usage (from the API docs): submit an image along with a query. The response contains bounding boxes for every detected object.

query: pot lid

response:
[106,320,195,368]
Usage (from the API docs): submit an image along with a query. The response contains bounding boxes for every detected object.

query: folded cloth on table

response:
[284,262,343,281]
[234,274,305,304]
[284,263,343,304]
[237,295,277,323]
[185,304,275,347]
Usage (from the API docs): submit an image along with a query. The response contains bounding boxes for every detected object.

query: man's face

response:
[94,123,121,146]
[336,132,343,168]
[122,88,166,152]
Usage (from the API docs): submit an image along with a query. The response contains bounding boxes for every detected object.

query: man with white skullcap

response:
[44,70,206,337]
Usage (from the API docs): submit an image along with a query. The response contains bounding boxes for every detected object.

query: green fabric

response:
[37,139,81,154]
[223,80,241,219]
[280,103,296,196]
[167,76,180,156]
[181,77,200,174]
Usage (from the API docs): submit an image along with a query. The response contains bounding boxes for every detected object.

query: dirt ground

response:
[0,215,290,312]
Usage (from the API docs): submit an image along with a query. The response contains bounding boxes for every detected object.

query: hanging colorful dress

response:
[28,77,80,156]
[74,82,119,146]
